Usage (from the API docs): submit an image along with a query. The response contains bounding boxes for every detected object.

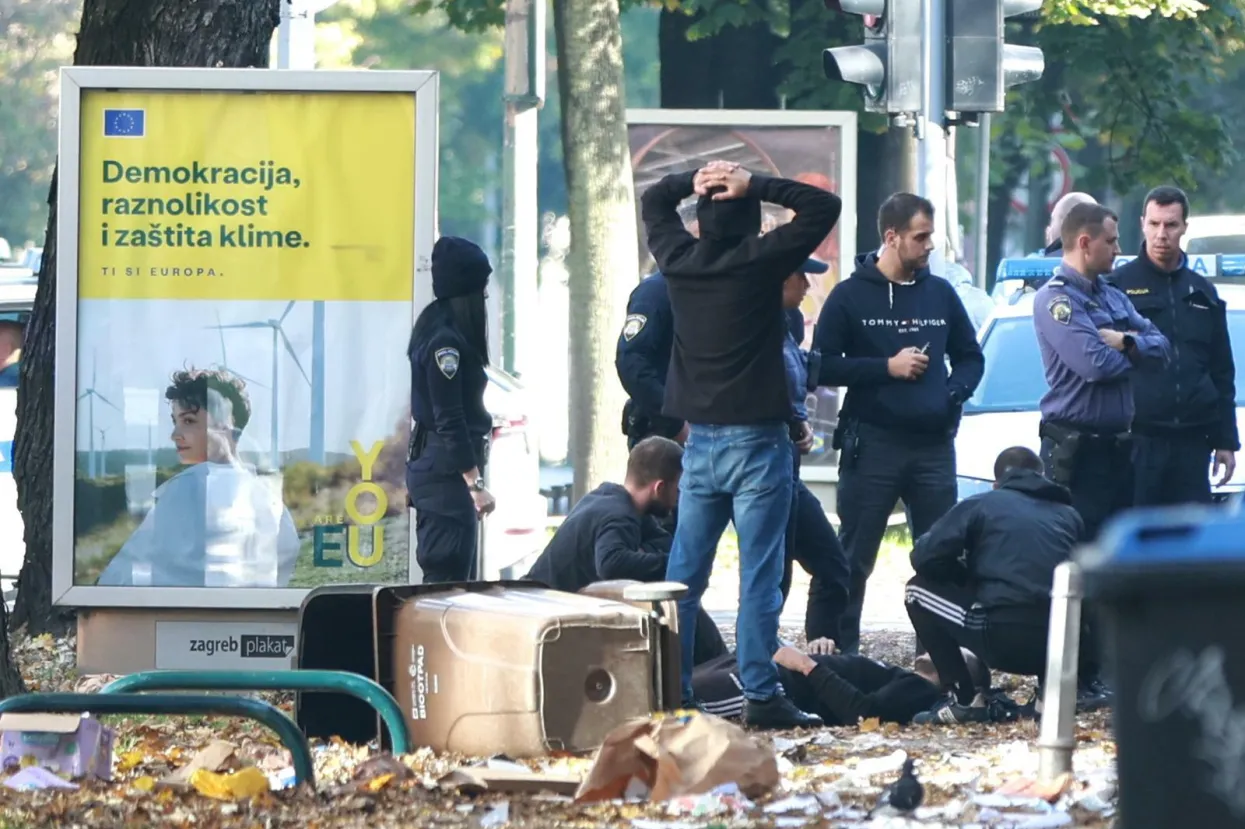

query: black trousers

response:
[1133,430,1213,507]
[835,426,957,655]
[904,574,1100,704]
[414,510,478,583]
[692,608,729,666]
[1040,432,1133,542]
[782,449,850,642]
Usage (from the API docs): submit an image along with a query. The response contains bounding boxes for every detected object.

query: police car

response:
[956,267,1245,505]
[0,271,34,601]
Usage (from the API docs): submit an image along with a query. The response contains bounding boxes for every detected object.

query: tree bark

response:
[552,0,637,502]
[12,0,280,639]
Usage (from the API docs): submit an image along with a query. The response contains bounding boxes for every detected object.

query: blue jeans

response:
[666,422,793,703]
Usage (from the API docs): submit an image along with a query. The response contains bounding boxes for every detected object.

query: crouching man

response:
[524,436,728,665]
[904,446,1108,725]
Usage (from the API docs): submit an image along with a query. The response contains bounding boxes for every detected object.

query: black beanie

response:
[432,236,492,300]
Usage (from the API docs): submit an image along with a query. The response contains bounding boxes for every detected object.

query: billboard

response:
[625,109,858,476]
[52,68,439,609]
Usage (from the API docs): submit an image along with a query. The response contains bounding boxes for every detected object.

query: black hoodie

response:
[910,469,1085,607]
[814,252,984,438]
[640,171,842,425]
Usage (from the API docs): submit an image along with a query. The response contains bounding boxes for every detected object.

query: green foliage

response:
[0,0,79,247]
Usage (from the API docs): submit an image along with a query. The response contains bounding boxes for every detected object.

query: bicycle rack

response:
[99,669,412,755]
[0,693,316,787]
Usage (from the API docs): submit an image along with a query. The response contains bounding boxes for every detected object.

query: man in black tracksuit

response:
[903,447,1106,725]
[814,193,984,655]
[523,437,728,665]
[692,643,978,725]
[1108,186,1239,506]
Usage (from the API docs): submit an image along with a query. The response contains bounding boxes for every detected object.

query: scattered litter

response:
[3,766,79,791]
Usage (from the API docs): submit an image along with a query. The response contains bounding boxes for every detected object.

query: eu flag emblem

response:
[103,109,145,138]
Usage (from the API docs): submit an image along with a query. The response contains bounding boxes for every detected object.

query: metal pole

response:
[918,0,949,249]
[974,113,991,289]
[276,2,292,69]
[1037,560,1083,782]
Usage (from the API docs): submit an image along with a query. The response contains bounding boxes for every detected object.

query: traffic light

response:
[946,0,1044,114]
[823,0,923,115]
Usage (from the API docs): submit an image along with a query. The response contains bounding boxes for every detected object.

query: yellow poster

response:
[77,90,416,302]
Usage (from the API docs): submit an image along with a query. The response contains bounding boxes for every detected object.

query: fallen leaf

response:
[117,750,146,772]
[365,773,395,792]
[189,767,270,800]
[858,717,881,733]
[132,776,156,793]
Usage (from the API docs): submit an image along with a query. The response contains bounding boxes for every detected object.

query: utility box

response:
[1082,505,1245,829]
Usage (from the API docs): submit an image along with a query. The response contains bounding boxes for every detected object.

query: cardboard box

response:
[0,713,115,780]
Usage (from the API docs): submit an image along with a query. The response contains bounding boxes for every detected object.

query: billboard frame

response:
[52,67,439,609]
[624,108,858,294]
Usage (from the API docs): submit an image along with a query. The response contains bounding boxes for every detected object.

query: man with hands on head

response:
[641,156,841,729]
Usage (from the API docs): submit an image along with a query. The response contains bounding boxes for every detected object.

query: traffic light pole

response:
[917,0,950,256]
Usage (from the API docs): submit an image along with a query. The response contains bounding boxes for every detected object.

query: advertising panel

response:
[625,110,858,475]
[52,68,439,608]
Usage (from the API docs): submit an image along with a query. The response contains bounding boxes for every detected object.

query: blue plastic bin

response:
[1082,504,1245,829]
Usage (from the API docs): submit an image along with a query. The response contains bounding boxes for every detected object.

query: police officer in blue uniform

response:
[407,236,497,583]
[1033,202,1171,540]
[617,271,687,449]
[1109,186,1239,506]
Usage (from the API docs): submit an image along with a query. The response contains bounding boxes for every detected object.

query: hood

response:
[851,252,932,286]
[996,468,1073,504]
[696,191,761,242]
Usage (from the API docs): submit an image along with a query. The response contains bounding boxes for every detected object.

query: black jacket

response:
[910,469,1083,607]
[615,272,683,436]
[640,171,841,425]
[693,652,941,725]
[523,483,670,591]
[1109,249,1240,450]
[814,253,984,438]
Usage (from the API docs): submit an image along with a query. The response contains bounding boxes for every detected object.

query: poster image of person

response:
[94,367,300,587]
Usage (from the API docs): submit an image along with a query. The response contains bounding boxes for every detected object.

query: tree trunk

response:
[659,8,781,109]
[552,0,637,502]
[12,0,280,638]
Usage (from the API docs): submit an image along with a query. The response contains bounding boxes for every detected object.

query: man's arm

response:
[814,287,892,387]
[615,278,672,415]
[1034,290,1133,382]
[595,517,669,582]
[637,514,673,555]
[640,172,697,276]
[741,176,842,277]
[1119,292,1172,367]
[1208,297,1241,451]
[944,285,985,402]
[909,498,979,581]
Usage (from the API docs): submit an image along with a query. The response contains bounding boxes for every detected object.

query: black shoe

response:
[743,695,823,730]
[1075,682,1111,712]
[913,694,991,725]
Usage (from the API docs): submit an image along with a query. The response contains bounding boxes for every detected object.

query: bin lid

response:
[1082,504,1245,570]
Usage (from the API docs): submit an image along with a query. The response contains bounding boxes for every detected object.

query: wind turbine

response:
[78,351,119,480]
[98,426,110,476]
[210,301,310,470]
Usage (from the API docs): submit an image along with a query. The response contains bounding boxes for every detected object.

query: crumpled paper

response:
[573,712,778,803]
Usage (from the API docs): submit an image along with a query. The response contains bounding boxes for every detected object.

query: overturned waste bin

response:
[1082,505,1245,829]
[375,582,656,758]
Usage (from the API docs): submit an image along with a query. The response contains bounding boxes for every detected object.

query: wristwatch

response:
[1123,334,1136,351]
[468,477,487,493]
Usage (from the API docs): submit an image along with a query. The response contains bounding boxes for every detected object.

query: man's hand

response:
[694,163,752,201]
[773,645,818,676]
[471,488,496,518]
[795,421,814,454]
[805,637,836,656]
[1214,449,1237,486]
[1098,329,1127,351]
[887,347,929,381]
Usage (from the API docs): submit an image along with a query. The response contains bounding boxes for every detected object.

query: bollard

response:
[0,692,315,787]
[622,581,688,712]
[100,669,412,755]
[1037,560,1083,782]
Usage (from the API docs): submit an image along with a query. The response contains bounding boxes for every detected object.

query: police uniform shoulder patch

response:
[434,346,460,379]
[1048,295,1072,325]
[1047,278,1065,287]
[622,313,648,342]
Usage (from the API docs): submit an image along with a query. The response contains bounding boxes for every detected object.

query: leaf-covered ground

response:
[0,625,1118,829]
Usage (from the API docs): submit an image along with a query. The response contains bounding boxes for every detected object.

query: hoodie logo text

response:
[863,317,948,335]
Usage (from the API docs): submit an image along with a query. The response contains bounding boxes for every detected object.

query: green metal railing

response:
[0,692,315,787]
[99,669,411,754]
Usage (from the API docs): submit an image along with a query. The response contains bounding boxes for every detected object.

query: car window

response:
[963,311,1245,414]
[1188,235,1245,256]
